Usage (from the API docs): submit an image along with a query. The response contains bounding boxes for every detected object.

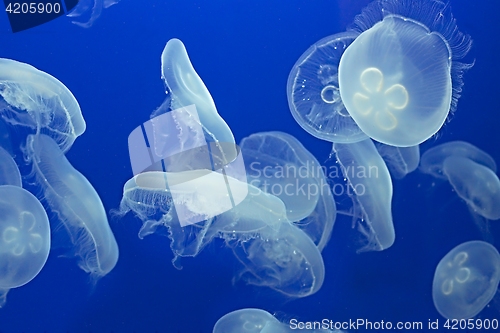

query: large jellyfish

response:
[119,170,287,266]
[67,0,122,28]
[0,58,86,153]
[332,139,395,252]
[0,146,21,187]
[433,241,500,319]
[0,185,50,307]
[240,131,336,251]
[338,0,472,147]
[287,31,367,143]
[24,134,118,278]
[213,308,343,333]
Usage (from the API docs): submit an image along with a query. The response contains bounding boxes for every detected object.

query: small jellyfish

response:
[376,143,420,180]
[419,141,497,180]
[24,134,118,278]
[230,221,325,298]
[0,58,86,153]
[433,241,500,319]
[213,308,287,333]
[333,139,395,252]
[67,0,122,28]
[443,156,500,220]
[0,146,21,186]
[338,0,472,147]
[0,185,50,308]
[213,308,344,333]
[240,131,336,251]
[287,31,368,143]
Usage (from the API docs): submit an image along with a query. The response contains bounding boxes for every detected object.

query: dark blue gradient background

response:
[0,1,499,332]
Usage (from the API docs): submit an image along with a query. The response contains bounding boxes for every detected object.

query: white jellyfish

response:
[433,241,500,319]
[333,139,395,252]
[213,308,343,333]
[0,185,50,307]
[338,0,472,147]
[240,131,336,251]
[443,156,500,221]
[0,58,86,153]
[287,31,368,143]
[24,134,118,278]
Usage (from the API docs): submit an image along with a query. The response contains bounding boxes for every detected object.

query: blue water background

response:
[0,0,499,332]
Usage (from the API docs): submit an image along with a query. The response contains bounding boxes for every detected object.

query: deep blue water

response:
[0,0,499,332]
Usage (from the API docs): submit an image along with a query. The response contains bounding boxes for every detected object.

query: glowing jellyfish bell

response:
[25,134,118,278]
[433,241,500,319]
[338,0,472,147]
[287,32,368,143]
[0,58,86,153]
[0,185,50,308]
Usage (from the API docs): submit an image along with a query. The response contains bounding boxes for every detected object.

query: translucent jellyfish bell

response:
[213,308,287,333]
[213,308,345,333]
[240,131,336,251]
[161,38,236,162]
[433,241,500,319]
[333,139,395,252]
[287,32,368,143]
[25,134,118,278]
[241,131,322,221]
[338,0,472,147]
[0,146,21,186]
[0,59,86,152]
[231,221,325,298]
[443,156,500,220]
[119,170,288,268]
[0,185,50,308]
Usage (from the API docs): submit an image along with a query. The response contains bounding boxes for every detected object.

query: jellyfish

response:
[433,241,500,319]
[332,139,395,252]
[240,131,336,251]
[0,185,50,308]
[241,132,321,221]
[230,220,325,298]
[24,134,118,278]
[287,31,368,143]
[0,58,86,153]
[338,0,472,147]
[443,156,500,221]
[0,146,21,187]
[376,143,420,180]
[419,141,497,180]
[67,0,122,28]
[118,170,287,268]
[213,308,344,333]
[161,38,236,163]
